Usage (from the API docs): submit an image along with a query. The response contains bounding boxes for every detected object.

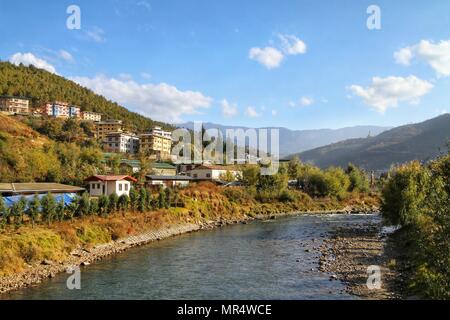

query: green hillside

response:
[0,62,173,132]
[290,114,450,171]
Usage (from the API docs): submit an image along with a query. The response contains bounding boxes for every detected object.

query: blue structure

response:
[2,193,78,209]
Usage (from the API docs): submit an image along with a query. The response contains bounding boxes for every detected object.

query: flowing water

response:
[3,213,381,300]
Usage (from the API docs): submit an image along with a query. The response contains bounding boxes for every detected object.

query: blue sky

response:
[1,0,449,130]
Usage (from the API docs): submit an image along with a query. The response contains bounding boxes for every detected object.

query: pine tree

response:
[138,188,147,213]
[40,192,57,225]
[26,195,41,227]
[129,188,139,212]
[108,193,119,214]
[98,195,109,217]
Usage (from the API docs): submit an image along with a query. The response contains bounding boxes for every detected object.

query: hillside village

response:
[0,95,243,204]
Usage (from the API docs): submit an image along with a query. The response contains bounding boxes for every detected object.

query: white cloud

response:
[137,1,151,11]
[249,47,284,69]
[85,27,106,43]
[245,106,261,118]
[71,75,212,123]
[221,99,238,117]
[394,40,450,77]
[349,75,433,113]
[58,50,73,62]
[300,96,314,106]
[9,52,56,74]
[394,47,413,65]
[278,34,307,55]
[140,72,152,80]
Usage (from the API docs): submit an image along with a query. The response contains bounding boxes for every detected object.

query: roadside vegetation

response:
[381,152,450,299]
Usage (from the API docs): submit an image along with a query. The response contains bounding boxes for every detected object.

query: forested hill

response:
[289,114,450,171]
[0,62,173,132]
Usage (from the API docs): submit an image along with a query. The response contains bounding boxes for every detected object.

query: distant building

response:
[139,126,172,160]
[0,96,30,114]
[176,163,201,175]
[104,132,139,154]
[42,102,80,119]
[95,120,123,140]
[119,160,177,175]
[81,111,102,122]
[145,175,192,189]
[84,175,138,197]
[186,165,242,181]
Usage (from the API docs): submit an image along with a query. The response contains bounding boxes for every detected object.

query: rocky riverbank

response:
[318,219,404,299]
[0,205,379,296]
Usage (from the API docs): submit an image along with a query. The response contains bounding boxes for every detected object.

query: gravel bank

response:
[318,220,403,299]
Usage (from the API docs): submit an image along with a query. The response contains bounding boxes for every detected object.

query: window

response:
[125,184,129,191]
[119,183,123,191]
[91,183,96,189]
[206,173,211,178]
[97,183,101,189]
[193,174,198,178]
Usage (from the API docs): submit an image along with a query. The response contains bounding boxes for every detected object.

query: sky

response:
[0,0,449,130]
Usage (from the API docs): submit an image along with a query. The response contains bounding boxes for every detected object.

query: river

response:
[2,213,381,300]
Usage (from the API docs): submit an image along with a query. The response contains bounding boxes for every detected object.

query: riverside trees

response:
[0,187,159,228]
[381,154,450,299]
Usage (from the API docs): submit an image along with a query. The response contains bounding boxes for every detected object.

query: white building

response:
[84,175,137,197]
[186,165,242,181]
[104,132,139,154]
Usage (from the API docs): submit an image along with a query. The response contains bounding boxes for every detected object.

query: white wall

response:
[88,180,131,197]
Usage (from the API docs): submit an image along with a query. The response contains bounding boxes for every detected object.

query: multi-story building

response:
[103,132,139,154]
[42,102,80,119]
[139,126,172,160]
[95,120,123,140]
[81,111,102,122]
[0,96,30,114]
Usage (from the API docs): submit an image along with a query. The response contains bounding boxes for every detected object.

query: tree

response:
[129,188,139,212]
[118,194,130,213]
[90,198,99,216]
[138,188,148,212]
[77,193,91,217]
[55,199,65,222]
[288,156,302,179]
[41,192,57,225]
[0,195,7,227]
[241,165,260,187]
[26,195,41,227]
[108,193,119,214]
[158,187,166,209]
[164,188,172,209]
[98,195,109,217]
[10,197,27,227]
[346,163,370,193]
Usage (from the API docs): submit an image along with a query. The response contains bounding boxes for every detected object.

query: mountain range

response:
[288,114,450,171]
[178,122,391,157]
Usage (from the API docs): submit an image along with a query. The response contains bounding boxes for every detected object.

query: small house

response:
[186,165,242,181]
[84,175,138,197]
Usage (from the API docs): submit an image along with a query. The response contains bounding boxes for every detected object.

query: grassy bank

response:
[0,183,379,277]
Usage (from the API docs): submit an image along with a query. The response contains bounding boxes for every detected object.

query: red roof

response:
[84,175,138,182]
